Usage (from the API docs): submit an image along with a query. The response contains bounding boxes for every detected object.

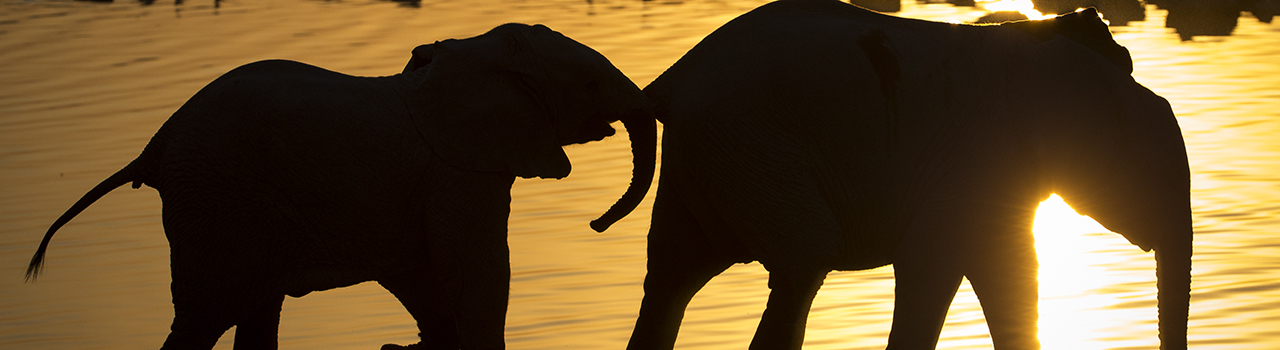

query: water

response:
[1,0,1277,349]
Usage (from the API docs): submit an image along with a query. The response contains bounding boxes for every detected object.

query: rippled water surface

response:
[1,0,1277,349]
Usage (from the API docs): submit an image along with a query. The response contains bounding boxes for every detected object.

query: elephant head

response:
[400,23,654,231]
[1007,9,1188,347]
[1017,36,1192,349]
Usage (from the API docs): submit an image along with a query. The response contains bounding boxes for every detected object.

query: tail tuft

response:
[24,250,46,282]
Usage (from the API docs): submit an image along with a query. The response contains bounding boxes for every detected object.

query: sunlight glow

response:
[1032,194,1119,349]
[977,0,1055,20]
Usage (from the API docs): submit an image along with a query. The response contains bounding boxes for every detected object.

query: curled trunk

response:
[591,112,656,232]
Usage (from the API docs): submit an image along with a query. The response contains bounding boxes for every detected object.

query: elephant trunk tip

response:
[590,166,652,232]
[589,217,613,233]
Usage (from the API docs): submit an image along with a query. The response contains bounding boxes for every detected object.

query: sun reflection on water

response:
[1032,194,1147,349]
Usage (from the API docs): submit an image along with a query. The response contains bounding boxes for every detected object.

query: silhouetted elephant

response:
[26,23,655,350]
[624,1,1190,349]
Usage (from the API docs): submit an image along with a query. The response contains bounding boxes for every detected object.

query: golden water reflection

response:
[1033,194,1157,350]
[2,0,1278,349]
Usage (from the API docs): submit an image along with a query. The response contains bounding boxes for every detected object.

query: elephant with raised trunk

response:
[626,0,1190,349]
[26,23,655,350]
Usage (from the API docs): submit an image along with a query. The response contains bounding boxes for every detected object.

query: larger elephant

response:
[623,1,1190,349]
[26,23,655,350]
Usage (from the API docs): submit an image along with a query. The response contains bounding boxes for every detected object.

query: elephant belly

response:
[153,157,465,297]
[661,124,901,273]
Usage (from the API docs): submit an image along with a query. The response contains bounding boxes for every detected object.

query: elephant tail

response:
[25,158,145,282]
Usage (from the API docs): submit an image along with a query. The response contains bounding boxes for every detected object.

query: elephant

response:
[25,23,655,350]
[622,1,1191,349]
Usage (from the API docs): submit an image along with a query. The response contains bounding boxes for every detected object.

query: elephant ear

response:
[403,42,571,179]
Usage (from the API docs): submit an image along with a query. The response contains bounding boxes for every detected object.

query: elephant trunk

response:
[1155,228,1192,350]
[590,111,656,232]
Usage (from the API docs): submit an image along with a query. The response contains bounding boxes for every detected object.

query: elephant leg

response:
[232,293,285,350]
[431,226,509,350]
[628,189,733,350]
[628,259,731,350]
[161,279,236,350]
[886,253,964,350]
[748,269,826,350]
[163,271,280,350]
[161,319,229,350]
[888,259,964,350]
[886,221,966,350]
[378,269,459,350]
[159,189,280,350]
[451,257,508,349]
[966,230,1039,350]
